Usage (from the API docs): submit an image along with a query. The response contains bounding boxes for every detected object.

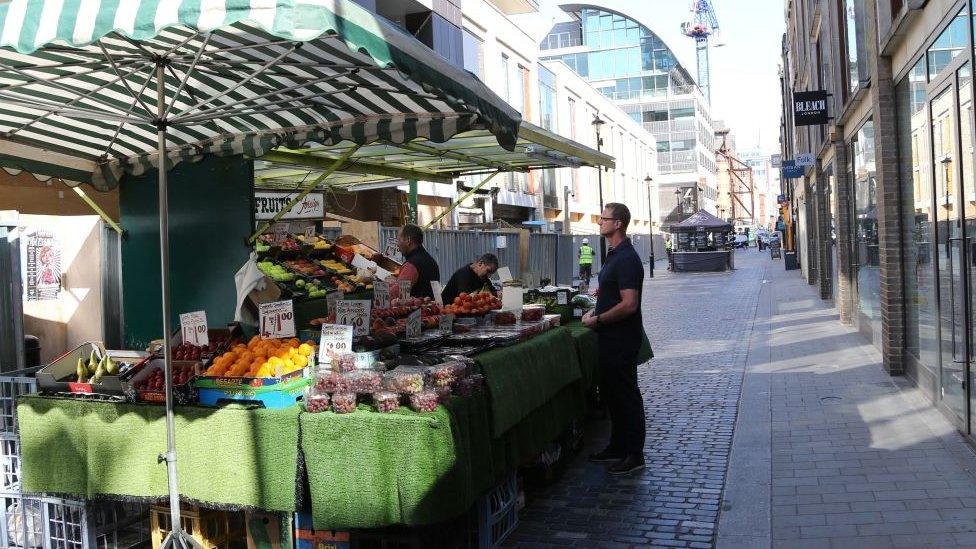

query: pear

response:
[87,350,98,376]
[105,356,118,376]
[76,357,89,383]
[90,356,107,384]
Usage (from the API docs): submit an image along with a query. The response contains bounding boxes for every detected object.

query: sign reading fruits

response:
[259,300,296,339]
[179,311,209,346]
[335,299,371,336]
[373,282,390,309]
[406,309,422,338]
[319,324,353,363]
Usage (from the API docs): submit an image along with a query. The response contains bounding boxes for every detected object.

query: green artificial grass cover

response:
[475,328,583,436]
[300,392,494,530]
[17,397,301,512]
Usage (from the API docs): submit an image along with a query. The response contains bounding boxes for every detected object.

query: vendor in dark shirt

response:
[396,223,440,300]
[442,254,499,305]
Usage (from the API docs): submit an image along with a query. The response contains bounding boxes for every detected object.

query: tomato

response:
[459,292,468,299]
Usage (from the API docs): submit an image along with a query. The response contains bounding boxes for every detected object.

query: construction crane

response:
[680,0,720,106]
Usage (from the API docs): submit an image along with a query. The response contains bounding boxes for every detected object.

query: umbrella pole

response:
[154,61,201,549]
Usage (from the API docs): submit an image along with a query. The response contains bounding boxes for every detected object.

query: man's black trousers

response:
[598,348,646,456]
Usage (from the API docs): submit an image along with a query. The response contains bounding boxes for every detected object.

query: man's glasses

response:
[599,217,618,222]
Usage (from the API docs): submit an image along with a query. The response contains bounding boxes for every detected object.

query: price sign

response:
[431,281,444,306]
[375,265,393,281]
[335,299,371,336]
[326,291,343,315]
[273,223,290,234]
[439,313,455,333]
[259,300,296,339]
[351,253,374,270]
[399,279,412,299]
[406,309,422,339]
[304,226,316,238]
[497,267,513,283]
[556,290,569,305]
[318,324,353,363]
[179,311,209,346]
[373,282,390,309]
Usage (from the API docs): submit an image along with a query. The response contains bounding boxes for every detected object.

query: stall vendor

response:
[396,223,441,300]
[442,254,499,305]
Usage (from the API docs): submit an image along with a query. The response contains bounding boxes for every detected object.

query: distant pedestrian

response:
[578,238,594,290]
[583,203,652,475]
[665,236,673,270]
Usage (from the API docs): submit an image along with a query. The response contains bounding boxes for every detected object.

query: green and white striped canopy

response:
[0,0,521,190]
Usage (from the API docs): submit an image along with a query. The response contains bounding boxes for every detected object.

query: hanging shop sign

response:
[794,153,815,167]
[793,90,829,126]
[254,192,325,220]
[781,160,804,179]
[770,154,782,168]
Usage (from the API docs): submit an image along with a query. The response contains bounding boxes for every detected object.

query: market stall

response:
[669,210,734,272]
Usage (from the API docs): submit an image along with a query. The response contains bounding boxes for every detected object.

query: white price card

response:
[502,287,524,311]
[497,266,513,283]
[351,253,373,270]
[335,299,372,337]
[496,235,507,249]
[399,279,412,299]
[439,313,455,333]
[375,265,393,281]
[326,290,343,314]
[273,223,290,234]
[556,290,569,305]
[259,299,296,339]
[406,309,422,339]
[303,226,316,238]
[431,281,444,306]
[318,324,353,363]
[373,282,390,309]
[179,311,209,346]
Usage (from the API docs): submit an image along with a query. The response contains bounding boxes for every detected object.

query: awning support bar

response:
[69,185,124,237]
[248,144,361,244]
[424,171,500,229]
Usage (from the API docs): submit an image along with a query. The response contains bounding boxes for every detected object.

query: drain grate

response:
[819,396,842,403]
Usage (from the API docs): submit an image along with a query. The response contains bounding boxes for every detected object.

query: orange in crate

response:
[150,503,245,549]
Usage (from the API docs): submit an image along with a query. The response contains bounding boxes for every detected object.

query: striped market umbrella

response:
[0,2,519,545]
[0,0,520,190]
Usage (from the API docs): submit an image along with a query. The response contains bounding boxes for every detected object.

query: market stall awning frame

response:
[253,121,615,191]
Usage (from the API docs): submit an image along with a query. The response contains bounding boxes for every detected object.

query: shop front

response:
[897,3,976,433]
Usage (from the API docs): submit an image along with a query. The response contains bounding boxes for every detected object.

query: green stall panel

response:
[120,155,254,349]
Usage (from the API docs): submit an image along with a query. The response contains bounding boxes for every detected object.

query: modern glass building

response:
[540,4,718,217]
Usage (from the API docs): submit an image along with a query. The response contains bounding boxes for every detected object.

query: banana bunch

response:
[75,347,118,384]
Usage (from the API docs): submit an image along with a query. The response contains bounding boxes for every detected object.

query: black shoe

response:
[588,448,624,463]
[607,454,645,475]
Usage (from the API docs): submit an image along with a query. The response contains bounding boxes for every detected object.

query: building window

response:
[851,119,878,329]
[539,65,557,131]
[514,64,529,115]
[927,8,968,80]
[462,29,482,78]
[567,97,577,139]
[845,0,858,94]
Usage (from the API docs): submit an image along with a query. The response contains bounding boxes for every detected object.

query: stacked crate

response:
[0,368,149,548]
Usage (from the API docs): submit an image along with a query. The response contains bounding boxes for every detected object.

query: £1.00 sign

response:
[179,311,209,346]
[259,300,296,339]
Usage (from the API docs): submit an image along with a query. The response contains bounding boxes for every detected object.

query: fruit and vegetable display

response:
[382,367,426,394]
[331,392,357,414]
[257,260,296,283]
[320,259,352,276]
[373,391,400,413]
[292,278,330,299]
[204,336,314,378]
[343,370,382,393]
[283,258,328,278]
[131,362,197,391]
[521,305,546,322]
[409,390,439,413]
[73,349,119,384]
[441,291,502,316]
[306,393,331,412]
[297,234,332,251]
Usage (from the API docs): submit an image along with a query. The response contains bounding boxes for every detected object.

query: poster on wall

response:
[22,228,61,301]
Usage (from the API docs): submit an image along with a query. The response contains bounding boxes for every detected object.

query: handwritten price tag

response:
[335,299,371,337]
[318,324,353,363]
[431,281,444,306]
[557,290,569,305]
[373,282,390,309]
[399,279,412,299]
[406,309,422,339]
[439,313,455,333]
[304,226,316,238]
[179,311,209,346]
[259,300,296,339]
[326,291,343,315]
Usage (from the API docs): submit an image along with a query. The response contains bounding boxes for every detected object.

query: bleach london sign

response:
[793,90,829,126]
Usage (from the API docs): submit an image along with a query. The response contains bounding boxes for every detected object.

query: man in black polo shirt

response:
[582,202,649,475]
[442,253,498,305]
[396,224,440,300]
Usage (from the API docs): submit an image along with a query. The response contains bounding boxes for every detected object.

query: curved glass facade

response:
[541,8,695,100]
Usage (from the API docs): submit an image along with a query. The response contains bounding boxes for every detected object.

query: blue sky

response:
[517,0,786,154]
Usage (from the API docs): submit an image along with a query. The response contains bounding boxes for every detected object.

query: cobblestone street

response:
[506,249,976,548]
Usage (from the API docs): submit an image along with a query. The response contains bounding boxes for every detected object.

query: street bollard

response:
[648,252,655,278]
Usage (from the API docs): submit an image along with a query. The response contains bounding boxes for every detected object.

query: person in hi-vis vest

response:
[579,238,595,286]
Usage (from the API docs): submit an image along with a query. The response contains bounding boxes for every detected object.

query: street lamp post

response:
[592,114,606,264]
[645,175,654,277]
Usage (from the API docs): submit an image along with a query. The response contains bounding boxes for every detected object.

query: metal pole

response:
[155,61,202,549]
[563,186,571,235]
[596,128,606,264]
[646,176,654,277]
[408,179,418,224]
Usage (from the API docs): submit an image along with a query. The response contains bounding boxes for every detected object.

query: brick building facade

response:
[781,0,976,437]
